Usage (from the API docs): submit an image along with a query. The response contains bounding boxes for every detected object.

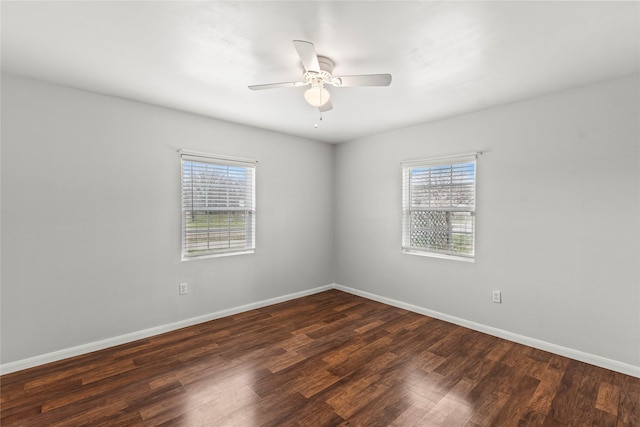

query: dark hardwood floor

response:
[1,290,639,426]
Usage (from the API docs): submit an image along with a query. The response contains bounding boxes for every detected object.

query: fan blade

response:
[319,99,333,112]
[293,40,320,73]
[333,74,392,87]
[248,81,305,90]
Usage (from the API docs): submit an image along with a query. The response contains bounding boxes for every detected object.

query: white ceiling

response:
[2,1,639,143]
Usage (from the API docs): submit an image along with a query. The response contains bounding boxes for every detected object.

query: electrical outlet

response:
[179,283,188,295]
[492,290,502,303]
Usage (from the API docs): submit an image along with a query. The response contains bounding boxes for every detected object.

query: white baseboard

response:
[3,283,638,379]
[333,284,640,378]
[0,284,333,375]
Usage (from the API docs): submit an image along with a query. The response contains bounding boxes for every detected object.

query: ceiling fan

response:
[248,40,392,112]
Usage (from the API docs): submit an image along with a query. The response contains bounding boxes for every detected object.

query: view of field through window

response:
[181,159,255,258]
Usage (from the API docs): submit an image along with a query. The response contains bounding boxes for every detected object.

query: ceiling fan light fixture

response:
[304,84,331,107]
[248,40,392,112]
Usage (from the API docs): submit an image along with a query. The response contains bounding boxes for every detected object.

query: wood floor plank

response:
[487,373,540,426]
[333,383,408,427]
[419,378,477,426]
[525,364,565,416]
[617,372,640,426]
[596,381,620,416]
[2,289,639,426]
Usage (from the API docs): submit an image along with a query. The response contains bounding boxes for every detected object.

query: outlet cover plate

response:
[492,290,502,303]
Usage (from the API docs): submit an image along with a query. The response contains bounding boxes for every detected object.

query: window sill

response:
[402,249,475,263]
[181,250,255,262]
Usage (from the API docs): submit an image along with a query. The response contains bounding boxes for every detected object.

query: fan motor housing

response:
[317,56,334,74]
[303,56,336,85]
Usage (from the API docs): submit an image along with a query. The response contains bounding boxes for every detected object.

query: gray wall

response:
[2,72,639,372]
[1,74,334,363]
[334,74,640,367]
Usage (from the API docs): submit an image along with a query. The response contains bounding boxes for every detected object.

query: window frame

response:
[180,150,256,261]
[401,153,477,262]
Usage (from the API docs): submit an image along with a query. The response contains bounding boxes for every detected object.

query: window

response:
[402,154,476,260]
[180,151,256,260]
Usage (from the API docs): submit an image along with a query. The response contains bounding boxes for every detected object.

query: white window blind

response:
[181,151,256,259]
[402,154,477,259]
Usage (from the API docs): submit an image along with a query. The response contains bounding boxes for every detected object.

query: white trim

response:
[0,284,332,375]
[3,283,638,379]
[179,149,257,166]
[333,284,640,378]
[401,151,480,167]
[181,249,255,262]
[402,249,475,263]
